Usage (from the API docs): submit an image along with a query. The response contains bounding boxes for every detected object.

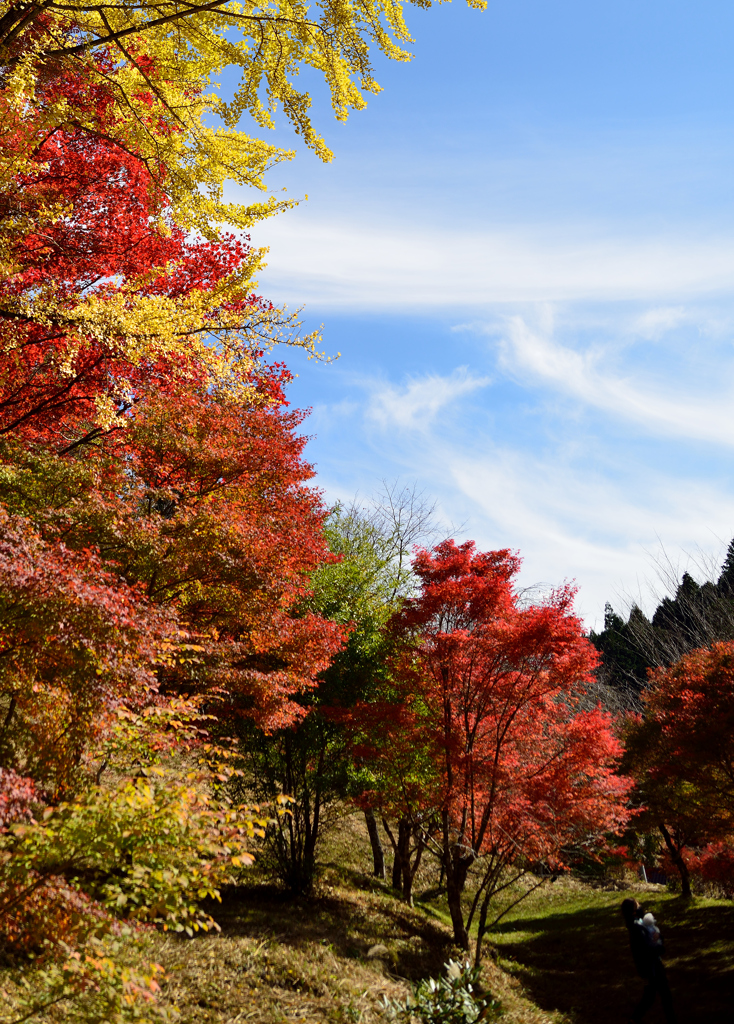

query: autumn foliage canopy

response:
[0,19,344,1018]
[0,0,660,1013]
[624,641,734,896]
[349,540,632,959]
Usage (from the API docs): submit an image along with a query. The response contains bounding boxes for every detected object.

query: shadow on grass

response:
[490,894,734,1024]
[202,873,456,983]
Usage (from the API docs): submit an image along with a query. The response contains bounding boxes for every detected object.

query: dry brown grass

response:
[145,812,563,1024]
[150,882,440,1022]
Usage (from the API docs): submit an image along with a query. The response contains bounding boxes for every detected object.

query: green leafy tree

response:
[236,485,439,893]
[589,603,651,697]
[0,701,266,1021]
[718,538,734,595]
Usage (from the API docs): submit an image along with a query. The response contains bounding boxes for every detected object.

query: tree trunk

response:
[659,823,692,897]
[391,843,402,890]
[302,811,318,894]
[446,869,470,950]
[442,811,472,950]
[390,818,411,892]
[364,809,385,879]
[474,892,490,970]
[383,816,427,905]
[380,816,402,891]
[397,819,411,900]
[402,833,426,907]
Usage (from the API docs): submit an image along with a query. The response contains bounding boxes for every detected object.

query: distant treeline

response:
[589,540,734,695]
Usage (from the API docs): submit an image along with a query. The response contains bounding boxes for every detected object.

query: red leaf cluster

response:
[0,43,344,778]
[0,56,266,447]
[0,14,345,985]
[385,541,628,855]
[0,769,38,831]
[624,641,734,891]
[0,509,174,794]
[349,540,631,952]
[643,642,734,810]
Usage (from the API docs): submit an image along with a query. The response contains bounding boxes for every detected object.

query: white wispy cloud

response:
[485,315,734,446]
[365,368,490,430]
[356,430,734,627]
[444,447,734,626]
[306,352,734,628]
[632,306,687,340]
[253,214,734,309]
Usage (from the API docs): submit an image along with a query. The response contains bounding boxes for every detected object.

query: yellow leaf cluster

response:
[0,0,485,234]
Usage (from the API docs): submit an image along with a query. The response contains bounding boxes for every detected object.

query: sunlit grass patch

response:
[485,880,734,1024]
[146,811,563,1023]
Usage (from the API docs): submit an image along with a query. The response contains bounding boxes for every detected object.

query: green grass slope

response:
[149,814,559,1023]
[487,879,734,1024]
[6,813,734,1023]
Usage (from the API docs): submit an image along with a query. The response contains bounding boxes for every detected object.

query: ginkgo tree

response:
[0,0,486,235]
[0,57,325,447]
[351,540,632,965]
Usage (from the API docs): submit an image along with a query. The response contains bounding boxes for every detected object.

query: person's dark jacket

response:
[628,919,665,980]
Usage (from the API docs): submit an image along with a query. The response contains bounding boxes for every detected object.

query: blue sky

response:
[225,0,734,627]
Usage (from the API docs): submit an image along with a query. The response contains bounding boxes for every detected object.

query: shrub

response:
[659,837,734,897]
[0,931,176,1024]
[1,774,263,951]
[699,839,734,897]
[382,959,500,1024]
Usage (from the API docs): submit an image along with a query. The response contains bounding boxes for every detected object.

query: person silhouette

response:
[621,898,677,1023]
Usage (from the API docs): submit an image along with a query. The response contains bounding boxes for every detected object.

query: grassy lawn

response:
[147,814,559,1023]
[151,875,448,1023]
[4,813,733,1024]
[0,812,560,1023]
[485,879,734,1024]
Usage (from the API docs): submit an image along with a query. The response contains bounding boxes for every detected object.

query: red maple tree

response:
[0,509,174,798]
[624,641,734,896]
[353,540,632,962]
